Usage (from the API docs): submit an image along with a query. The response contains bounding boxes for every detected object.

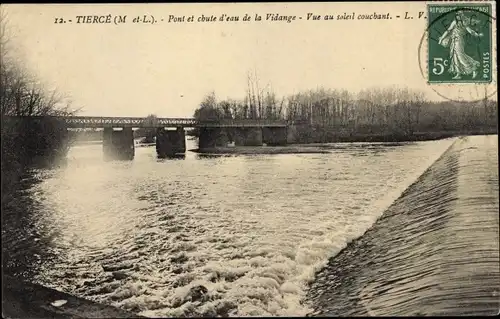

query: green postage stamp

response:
[427,3,492,83]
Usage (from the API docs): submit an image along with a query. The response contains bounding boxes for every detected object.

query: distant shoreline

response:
[191,131,497,155]
[190,146,330,155]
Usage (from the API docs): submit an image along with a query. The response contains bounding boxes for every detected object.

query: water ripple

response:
[307,135,499,316]
[3,139,455,317]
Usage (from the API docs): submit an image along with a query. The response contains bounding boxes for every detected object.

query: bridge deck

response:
[4,116,288,128]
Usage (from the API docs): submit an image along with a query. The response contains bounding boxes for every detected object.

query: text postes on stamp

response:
[427,3,492,84]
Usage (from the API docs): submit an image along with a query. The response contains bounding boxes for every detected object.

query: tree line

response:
[192,74,497,143]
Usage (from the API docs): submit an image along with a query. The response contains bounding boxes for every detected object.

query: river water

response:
[2,138,455,317]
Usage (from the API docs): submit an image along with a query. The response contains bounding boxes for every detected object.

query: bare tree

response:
[192,82,495,142]
[1,10,77,119]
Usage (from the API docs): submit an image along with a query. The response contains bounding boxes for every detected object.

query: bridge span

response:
[15,116,288,129]
[5,115,295,160]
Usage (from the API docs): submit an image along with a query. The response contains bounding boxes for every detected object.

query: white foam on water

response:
[30,138,456,317]
[133,139,456,317]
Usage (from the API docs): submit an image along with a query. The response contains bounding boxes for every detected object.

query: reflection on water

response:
[2,138,455,317]
[156,154,186,161]
[194,153,235,160]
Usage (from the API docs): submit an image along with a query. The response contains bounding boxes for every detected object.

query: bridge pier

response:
[286,125,298,144]
[262,127,288,146]
[102,128,135,161]
[233,127,263,146]
[198,128,229,150]
[156,127,186,158]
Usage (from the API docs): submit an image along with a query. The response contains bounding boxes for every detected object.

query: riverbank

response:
[306,135,499,316]
[2,275,142,318]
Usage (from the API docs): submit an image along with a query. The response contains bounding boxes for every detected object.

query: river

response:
[2,138,455,317]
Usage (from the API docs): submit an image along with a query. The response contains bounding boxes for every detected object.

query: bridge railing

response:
[62,117,288,128]
[63,116,198,128]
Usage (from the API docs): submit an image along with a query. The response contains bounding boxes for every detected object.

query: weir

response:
[307,135,499,316]
[156,127,186,157]
[102,128,135,160]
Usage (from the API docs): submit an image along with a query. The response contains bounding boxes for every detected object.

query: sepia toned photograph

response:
[1,2,498,318]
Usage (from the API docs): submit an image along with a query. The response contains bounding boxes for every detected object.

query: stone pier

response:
[102,128,135,161]
[286,125,298,144]
[233,128,263,146]
[156,127,186,158]
[262,127,288,146]
[198,128,229,150]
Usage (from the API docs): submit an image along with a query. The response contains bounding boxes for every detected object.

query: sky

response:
[3,2,497,117]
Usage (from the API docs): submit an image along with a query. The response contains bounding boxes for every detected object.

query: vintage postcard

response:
[1,2,498,318]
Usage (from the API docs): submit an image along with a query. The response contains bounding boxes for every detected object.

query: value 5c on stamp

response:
[427,3,492,83]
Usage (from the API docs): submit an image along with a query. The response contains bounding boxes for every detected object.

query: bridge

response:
[62,116,288,128]
[5,115,295,160]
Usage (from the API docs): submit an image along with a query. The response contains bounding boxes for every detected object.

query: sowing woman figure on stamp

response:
[438,10,484,80]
